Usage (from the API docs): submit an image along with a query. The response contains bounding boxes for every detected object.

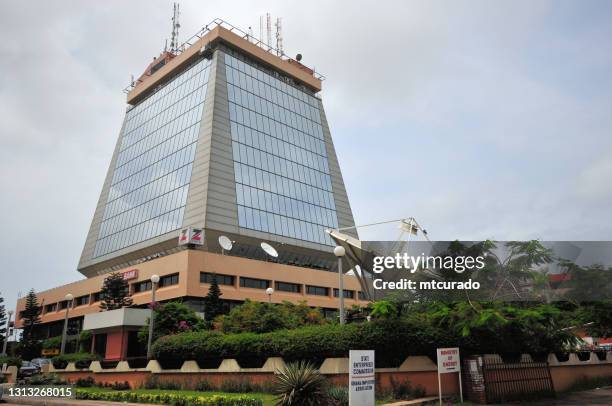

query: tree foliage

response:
[424,301,579,355]
[369,299,398,319]
[138,301,206,344]
[0,291,6,348]
[99,272,133,311]
[203,274,223,322]
[217,300,326,334]
[20,289,42,360]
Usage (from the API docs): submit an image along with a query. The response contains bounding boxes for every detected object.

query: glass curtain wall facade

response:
[225,53,338,246]
[93,58,212,257]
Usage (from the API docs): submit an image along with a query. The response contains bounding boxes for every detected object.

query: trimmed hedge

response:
[75,390,263,405]
[52,352,100,369]
[152,320,457,368]
[42,336,62,350]
[0,356,22,368]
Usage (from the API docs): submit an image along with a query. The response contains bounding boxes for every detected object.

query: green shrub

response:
[274,361,327,406]
[220,379,258,393]
[30,374,67,386]
[112,381,131,390]
[413,385,426,398]
[153,306,571,369]
[326,387,348,406]
[138,301,207,345]
[142,375,182,390]
[153,320,456,368]
[79,330,92,352]
[218,300,327,334]
[195,379,214,391]
[389,377,412,400]
[157,380,181,390]
[52,352,100,369]
[75,377,95,387]
[75,389,263,405]
[42,336,62,350]
[0,355,22,368]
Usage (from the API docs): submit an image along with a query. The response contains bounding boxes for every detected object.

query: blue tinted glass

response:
[94,58,212,257]
[225,53,337,246]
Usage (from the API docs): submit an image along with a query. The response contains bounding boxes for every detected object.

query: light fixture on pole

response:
[265,287,274,303]
[146,274,160,359]
[1,310,13,356]
[334,246,346,324]
[60,293,74,355]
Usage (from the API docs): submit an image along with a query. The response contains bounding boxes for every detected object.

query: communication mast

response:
[266,13,272,47]
[259,15,264,44]
[275,17,284,56]
[169,3,181,54]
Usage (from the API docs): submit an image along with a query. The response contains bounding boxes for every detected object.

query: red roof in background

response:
[549,273,572,283]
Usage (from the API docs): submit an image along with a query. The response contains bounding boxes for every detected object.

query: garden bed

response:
[75,387,272,406]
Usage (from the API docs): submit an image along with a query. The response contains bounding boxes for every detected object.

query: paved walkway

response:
[382,396,439,405]
[1,397,150,406]
[3,388,612,406]
[499,387,612,405]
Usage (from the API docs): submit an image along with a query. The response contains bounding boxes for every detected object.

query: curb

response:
[382,396,440,405]
[3,397,153,406]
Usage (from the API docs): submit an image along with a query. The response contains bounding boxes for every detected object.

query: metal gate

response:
[462,355,555,404]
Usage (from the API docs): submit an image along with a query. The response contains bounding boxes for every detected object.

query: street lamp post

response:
[60,294,74,355]
[1,310,13,356]
[266,287,274,303]
[334,246,346,324]
[146,274,160,360]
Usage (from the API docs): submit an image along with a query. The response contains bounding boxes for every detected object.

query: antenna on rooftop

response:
[266,13,272,47]
[261,242,279,259]
[218,235,234,255]
[169,2,181,54]
[275,17,284,56]
[259,16,264,44]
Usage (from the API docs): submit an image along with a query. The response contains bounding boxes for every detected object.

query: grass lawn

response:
[76,387,276,405]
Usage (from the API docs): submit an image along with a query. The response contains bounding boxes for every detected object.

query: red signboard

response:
[122,269,139,280]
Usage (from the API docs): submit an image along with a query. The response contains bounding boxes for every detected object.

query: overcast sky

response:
[1,0,612,311]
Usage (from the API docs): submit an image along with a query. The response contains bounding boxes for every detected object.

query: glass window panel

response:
[94,57,212,257]
[226,53,338,245]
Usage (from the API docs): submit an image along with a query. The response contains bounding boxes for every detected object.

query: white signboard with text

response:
[349,350,375,406]
[436,347,463,404]
[437,347,461,373]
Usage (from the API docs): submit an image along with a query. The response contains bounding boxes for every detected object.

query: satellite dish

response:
[218,235,233,252]
[260,242,279,258]
[296,53,302,62]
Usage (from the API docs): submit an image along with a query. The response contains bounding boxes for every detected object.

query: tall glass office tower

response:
[78,22,356,277]
[17,21,365,342]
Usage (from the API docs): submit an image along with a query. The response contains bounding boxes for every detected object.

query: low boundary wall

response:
[46,352,612,397]
[1,364,18,384]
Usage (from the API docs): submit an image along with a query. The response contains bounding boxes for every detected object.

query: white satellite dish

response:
[218,235,233,252]
[260,242,279,258]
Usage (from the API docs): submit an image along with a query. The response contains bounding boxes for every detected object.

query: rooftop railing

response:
[124,18,325,94]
